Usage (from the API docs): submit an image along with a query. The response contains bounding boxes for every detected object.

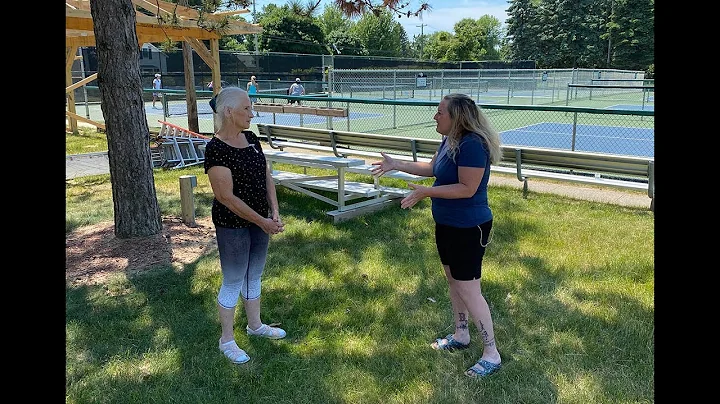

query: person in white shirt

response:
[152,73,162,109]
[288,78,305,105]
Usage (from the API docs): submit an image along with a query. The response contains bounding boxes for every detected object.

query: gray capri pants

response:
[215,225,270,308]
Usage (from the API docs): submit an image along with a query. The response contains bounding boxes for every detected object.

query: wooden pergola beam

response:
[65,0,261,133]
[66,110,106,130]
[66,73,98,93]
[131,0,202,19]
[66,33,97,48]
[211,9,251,17]
[184,37,214,69]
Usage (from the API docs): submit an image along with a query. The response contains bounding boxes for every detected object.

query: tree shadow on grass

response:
[66,186,655,403]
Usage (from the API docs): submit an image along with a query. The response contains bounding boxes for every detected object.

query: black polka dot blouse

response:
[203,131,269,228]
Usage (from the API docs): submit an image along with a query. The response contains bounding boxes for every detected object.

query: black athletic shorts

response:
[435,220,493,281]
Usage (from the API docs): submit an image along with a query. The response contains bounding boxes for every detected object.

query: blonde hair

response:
[212,87,248,130]
[441,93,501,165]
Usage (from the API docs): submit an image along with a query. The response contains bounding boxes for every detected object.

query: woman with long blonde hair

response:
[371,93,503,379]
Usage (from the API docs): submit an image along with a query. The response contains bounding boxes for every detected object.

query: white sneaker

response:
[246,324,286,340]
[218,339,250,364]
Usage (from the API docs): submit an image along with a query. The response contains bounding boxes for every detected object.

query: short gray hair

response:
[212,87,248,130]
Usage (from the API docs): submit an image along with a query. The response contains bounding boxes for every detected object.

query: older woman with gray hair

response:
[204,87,286,364]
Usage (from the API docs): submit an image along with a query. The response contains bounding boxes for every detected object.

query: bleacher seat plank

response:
[271,170,380,197]
[294,179,382,197]
[347,164,429,181]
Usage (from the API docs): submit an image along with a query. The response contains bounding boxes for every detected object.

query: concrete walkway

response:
[488,172,651,209]
[65,150,652,210]
[66,152,111,180]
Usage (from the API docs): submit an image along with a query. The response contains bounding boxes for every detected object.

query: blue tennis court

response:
[167,101,214,115]
[606,104,654,111]
[500,122,654,157]
[144,101,215,116]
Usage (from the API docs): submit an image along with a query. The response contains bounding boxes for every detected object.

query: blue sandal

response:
[465,359,501,378]
[431,334,470,351]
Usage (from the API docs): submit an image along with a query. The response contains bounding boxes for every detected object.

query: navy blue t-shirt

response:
[431,133,492,228]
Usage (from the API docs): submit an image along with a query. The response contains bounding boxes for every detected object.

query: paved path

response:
[66,152,110,180]
[490,172,650,209]
[66,150,652,210]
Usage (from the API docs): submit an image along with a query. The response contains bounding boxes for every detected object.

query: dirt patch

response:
[66,216,217,286]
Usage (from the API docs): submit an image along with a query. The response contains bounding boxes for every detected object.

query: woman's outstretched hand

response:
[400,182,428,209]
[370,152,396,177]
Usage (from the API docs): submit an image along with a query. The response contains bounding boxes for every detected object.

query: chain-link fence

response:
[68,49,535,103]
[70,91,653,158]
[68,49,651,158]
[69,66,647,114]
[330,68,647,106]
[69,48,643,106]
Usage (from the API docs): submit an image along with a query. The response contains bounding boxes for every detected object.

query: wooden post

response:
[66,46,79,134]
[179,175,197,226]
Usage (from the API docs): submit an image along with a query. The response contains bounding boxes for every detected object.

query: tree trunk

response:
[90,0,162,238]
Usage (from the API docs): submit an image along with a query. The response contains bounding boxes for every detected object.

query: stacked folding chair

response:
[155,120,211,168]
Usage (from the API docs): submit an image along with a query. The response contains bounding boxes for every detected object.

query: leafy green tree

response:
[257,4,325,53]
[326,29,365,55]
[477,15,503,60]
[316,2,363,55]
[505,0,542,62]
[317,2,352,37]
[397,27,411,57]
[221,35,249,51]
[609,0,654,70]
[409,33,430,59]
[219,15,252,51]
[455,19,484,60]
[286,0,316,16]
[350,9,406,57]
[424,31,455,61]
[452,16,503,61]
[533,0,562,67]
[544,0,597,68]
[407,14,503,62]
[505,0,653,70]
[575,0,611,68]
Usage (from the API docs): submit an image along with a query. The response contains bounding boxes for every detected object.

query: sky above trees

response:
[299,0,512,37]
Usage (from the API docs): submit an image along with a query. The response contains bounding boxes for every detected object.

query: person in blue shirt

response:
[371,93,503,379]
[246,75,261,117]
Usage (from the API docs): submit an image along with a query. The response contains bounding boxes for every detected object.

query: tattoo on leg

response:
[478,320,496,347]
[458,312,468,330]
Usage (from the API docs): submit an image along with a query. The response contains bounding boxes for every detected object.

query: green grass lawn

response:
[66,148,654,403]
[66,127,109,155]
